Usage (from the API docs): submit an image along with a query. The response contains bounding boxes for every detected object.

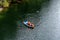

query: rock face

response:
[0,7,3,12]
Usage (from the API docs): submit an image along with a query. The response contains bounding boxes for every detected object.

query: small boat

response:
[23,20,34,29]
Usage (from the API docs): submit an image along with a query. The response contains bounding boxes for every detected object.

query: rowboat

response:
[23,20,34,29]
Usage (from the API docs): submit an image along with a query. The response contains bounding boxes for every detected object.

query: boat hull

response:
[23,21,34,29]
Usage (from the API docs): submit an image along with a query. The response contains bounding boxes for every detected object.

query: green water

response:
[0,4,31,40]
[0,0,49,40]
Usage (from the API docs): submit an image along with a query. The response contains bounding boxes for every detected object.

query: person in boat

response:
[28,21,34,29]
[23,20,34,29]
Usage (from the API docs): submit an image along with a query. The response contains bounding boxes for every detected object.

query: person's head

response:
[28,22,31,25]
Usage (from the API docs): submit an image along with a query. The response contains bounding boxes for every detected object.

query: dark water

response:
[15,0,60,40]
[1,0,60,40]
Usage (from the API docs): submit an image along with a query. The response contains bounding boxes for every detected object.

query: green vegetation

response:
[2,0,10,7]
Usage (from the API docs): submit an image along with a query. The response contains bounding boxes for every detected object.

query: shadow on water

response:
[0,5,36,40]
[0,4,29,40]
[0,6,17,40]
[0,0,50,40]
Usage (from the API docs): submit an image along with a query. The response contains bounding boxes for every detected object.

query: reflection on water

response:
[0,3,41,40]
[0,8,41,40]
[0,6,17,40]
[0,15,17,40]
